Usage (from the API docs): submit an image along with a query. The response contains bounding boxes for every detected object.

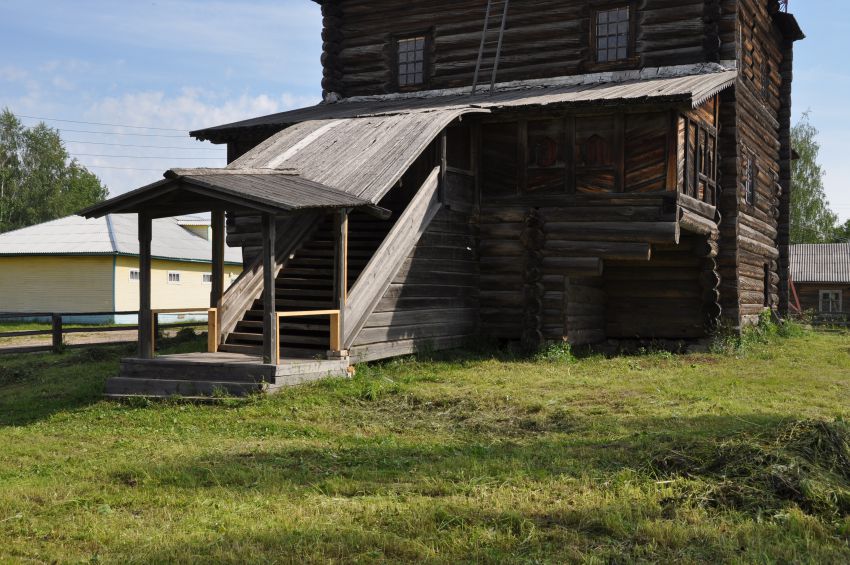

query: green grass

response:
[1,328,849,563]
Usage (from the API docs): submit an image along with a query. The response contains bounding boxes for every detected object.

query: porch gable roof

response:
[79,168,382,219]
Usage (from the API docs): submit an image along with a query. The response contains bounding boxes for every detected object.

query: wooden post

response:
[439,129,448,204]
[51,314,62,353]
[335,210,348,303]
[210,209,225,352]
[207,308,219,353]
[329,311,341,352]
[211,209,225,308]
[261,213,277,364]
[138,213,153,359]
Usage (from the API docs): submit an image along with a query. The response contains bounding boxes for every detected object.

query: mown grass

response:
[0,326,849,563]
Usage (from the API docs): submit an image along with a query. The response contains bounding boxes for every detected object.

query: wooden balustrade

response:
[271,310,341,365]
[150,308,219,354]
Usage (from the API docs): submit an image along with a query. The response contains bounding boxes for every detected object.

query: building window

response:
[683,116,718,204]
[820,290,842,313]
[594,6,631,63]
[129,269,139,282]
[167,271,181,284]
[202,273,213,284]
[743,149,757,206]
[397,36,426,88]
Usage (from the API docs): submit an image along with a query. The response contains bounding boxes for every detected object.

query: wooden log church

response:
[82,0,804,397]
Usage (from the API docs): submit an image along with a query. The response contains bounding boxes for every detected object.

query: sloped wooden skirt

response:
[105,352,350,399]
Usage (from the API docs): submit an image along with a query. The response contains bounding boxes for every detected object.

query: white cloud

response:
[75,88,320,196]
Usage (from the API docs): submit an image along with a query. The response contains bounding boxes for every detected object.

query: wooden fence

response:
[0,311,208,354]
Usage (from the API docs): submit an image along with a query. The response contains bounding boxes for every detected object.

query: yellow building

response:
[0,214,242,323]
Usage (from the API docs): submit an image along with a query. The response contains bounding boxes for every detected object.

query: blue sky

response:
[1,1,847,218]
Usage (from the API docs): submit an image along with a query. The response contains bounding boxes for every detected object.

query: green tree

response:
[831,219,850,243]
[789,113,836,244]
[0,108,108,233]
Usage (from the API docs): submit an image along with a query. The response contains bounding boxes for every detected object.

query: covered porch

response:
[80,168,388,397]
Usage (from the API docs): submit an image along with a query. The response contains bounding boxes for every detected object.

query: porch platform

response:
[105,352,350,399]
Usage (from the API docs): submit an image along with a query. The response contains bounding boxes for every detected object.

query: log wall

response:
[320,0,728,97]
[350,207,480,361]
[730,0,786,327]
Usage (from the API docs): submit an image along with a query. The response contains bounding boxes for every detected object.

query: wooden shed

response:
[80,0,804,397]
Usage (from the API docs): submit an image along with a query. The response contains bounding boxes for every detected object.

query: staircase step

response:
[118,358,277,383]
[219,343,263,355]
[275,288,333,297]
[236,320,330,332]
[279,267,334,277]
[273,277,333,289]
[105,377,267,398]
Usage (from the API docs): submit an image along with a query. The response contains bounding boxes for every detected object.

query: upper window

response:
[397,36,426,88]
[595,7,631,63]
[202,273,213,284]
[167,271,181,284]
[129,269,139,282]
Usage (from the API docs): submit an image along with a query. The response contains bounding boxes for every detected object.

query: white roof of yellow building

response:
[0,214,242,264]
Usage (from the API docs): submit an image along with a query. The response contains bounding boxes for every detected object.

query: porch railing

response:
[272,309,341,365]
[150,308,219,354]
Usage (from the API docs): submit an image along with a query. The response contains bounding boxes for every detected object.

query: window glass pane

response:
[595,8,630,62]
[398,36,426,87]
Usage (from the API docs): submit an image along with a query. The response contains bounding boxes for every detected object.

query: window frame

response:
[819,290,842,314]
[589,3,637,69]
[202,273,213,284]
[394,32,431,91]
[167,271,182,285]
[129,269,140,282]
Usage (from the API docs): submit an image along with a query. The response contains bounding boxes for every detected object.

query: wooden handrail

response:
[343,166,442,348]
[150,307,218,354]
[272,309,341,365]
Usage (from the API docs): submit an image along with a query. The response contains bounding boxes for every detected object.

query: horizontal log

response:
[543,257,604,277]
[545,222,680,244]
[544,240,651,261]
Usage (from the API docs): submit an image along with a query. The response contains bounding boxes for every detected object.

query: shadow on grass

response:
[0,333,206,427]
[119,413,822,500]
[111,414,850,562]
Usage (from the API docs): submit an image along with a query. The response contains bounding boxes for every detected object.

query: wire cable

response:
[71,153,223,160]
[18,114,186,132]
[58,128,188,138]
[63,139,224,151]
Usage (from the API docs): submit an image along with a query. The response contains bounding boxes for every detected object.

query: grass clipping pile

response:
[652,419,850,520]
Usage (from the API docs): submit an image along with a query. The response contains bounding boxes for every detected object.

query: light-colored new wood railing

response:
[272,310,340,365]
[342,166,442,348]
[150,308,218,354]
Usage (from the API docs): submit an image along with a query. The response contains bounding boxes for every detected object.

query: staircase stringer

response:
[343,166,443,348]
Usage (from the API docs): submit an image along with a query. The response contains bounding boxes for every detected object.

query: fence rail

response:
[0,310,208,354]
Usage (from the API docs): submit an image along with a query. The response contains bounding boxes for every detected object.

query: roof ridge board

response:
[168,167,299,177]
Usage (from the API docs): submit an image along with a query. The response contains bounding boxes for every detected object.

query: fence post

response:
[51,314,63,353]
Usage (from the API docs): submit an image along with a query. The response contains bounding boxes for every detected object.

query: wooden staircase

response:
[219,211,394,358]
